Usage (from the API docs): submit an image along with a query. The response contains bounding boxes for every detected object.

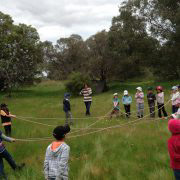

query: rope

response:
[15,99,171,142]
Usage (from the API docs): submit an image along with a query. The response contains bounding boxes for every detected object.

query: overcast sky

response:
[0,0,121,43]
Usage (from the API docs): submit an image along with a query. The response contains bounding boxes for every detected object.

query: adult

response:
[80,84,92,116]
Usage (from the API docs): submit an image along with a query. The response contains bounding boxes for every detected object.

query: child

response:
[171,86,180,113]
[156,86,168,119]
[168,119,180,180]
[79,84,92,116]
[172,100,180,119]
[44,125,70,180]
[135,87,144,118]
[0,130,25,179]
[147,87,156,118]
[0,104,16,136]
[63,93,73,125]
[122,90,132,118]
[110,93,120,119]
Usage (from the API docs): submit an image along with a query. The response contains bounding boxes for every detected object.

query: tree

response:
[86,30,113,90]
[48,34,88,80]
[108,5,158,80]
[0,12,43,94]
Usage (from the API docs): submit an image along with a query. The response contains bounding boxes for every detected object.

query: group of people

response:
[110,85,180,120]
[0,84,180,179]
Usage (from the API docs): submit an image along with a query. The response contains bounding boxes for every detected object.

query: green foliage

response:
[0,11,43,93]
[65,72,91,95]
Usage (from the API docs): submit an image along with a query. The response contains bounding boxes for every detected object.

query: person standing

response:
[135,87,144,118]
[168,119,180,180]
[171,86,180,114]
[122,90,132,118]
[156,86,168,119]
[0,131,25,179]
[0,104,16,136]
[44,125,70,180]
[110,93,120,119]
[80,84,92,116]
[147,87,156,118]
[63,93,73,126]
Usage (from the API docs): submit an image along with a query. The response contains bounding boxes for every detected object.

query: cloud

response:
[0,0,121,43]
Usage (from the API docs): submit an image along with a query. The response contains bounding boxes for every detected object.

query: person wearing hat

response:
[168,119,180,180]
[156,86,168,119]
[122,90,132,118]
[44,125,70,180]
[171,86,180,114]
[0,104,16,136]
[110,93,120,119]
[63,93,73,126]
[147,87,156,118]
[135,87,144,118]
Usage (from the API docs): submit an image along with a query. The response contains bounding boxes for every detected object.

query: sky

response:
[0,0,121,43]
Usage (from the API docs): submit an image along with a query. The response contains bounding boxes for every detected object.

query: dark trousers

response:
[0,149,17,179]
[157,103,168,118]
[174,169,180,180]
[4,125,11,136]
[172,105,179,114]
[124,105,130,117]
[84,101,91,115]
[149,102,155,118]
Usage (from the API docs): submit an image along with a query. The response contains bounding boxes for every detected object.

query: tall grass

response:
[0,80,178,180]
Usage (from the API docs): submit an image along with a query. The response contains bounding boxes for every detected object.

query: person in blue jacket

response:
[63,93,73,125]
[122,90,132,118]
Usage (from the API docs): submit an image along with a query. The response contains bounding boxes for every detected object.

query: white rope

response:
[15,99,171,142]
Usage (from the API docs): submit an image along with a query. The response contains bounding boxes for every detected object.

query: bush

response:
[65,72,91,95]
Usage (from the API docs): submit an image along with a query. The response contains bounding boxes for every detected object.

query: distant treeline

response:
[0,0,179,93]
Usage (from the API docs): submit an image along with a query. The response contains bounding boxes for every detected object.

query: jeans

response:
[172,105,179,114]
[174,169,180,180]
[84,101,91,115]
[65,111,73,125]
[4,125,11,136]
[136,103,144,118]
[149,102,155,118]
[157,103,168,118]
[124,105,131,117]
[0,149,17,179]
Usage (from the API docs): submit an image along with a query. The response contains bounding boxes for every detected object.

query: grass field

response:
[0,80,179,180]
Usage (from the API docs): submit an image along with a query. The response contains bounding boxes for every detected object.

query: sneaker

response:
[16,163,25,171]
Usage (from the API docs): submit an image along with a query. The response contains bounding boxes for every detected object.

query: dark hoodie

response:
[168,119,180,169]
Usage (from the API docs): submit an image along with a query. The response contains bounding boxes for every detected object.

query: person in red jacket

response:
[168,119,180,180]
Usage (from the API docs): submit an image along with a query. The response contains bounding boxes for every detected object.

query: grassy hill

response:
[0,80,178,180]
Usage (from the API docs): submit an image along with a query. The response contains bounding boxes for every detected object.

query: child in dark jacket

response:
[147,87,156,118]
[0,131,25,179]
[63,93,73,125]
[168,119,180,180]
[0,104,16,136]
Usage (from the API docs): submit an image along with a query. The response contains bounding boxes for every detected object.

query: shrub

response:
[65,72,91,95]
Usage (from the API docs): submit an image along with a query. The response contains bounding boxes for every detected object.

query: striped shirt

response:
[80,88,92,102]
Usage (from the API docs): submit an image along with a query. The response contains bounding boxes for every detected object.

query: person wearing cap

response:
[171,86,180,114]
[44,125,70,180]
[63,93,73,125]
[168,119,180,180]
[135,87,144,118]
[156,86,168,119]
[0,104,16,136]
[110,93,120,119]
[147,87,156,118]
[122,90,132,118]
